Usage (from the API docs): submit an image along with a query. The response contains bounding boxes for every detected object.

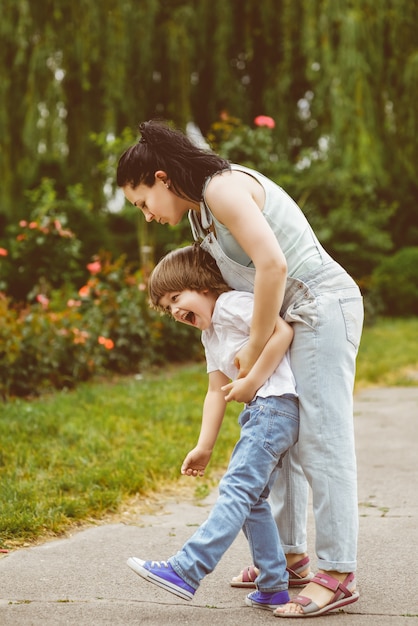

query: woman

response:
[116,120,363,617]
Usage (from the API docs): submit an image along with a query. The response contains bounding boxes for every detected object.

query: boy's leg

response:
[242,470,287,592]
[170,396,299,591]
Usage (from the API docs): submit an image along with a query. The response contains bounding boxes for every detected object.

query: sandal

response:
[230,556,314,589]
[273,572,359,618]
[286,556,314,587]
[230,564,259,588]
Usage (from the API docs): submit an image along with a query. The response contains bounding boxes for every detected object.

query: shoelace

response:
[150,560,169,568]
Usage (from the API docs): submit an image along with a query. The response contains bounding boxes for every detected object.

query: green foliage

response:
[0,179,83,301]
[210,119,288,179]
[0,252,202,400]
[0,317,417,546]
[0,364,241,545]
[356,317,418,386]
[286,163,396,282]
[1,0,417,220]
[368,247,418,317]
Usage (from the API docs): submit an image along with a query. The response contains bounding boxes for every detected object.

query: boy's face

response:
[158,289,217,331]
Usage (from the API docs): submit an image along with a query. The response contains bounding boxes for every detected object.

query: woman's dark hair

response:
[116,120,230,202]
[148,243,231,313]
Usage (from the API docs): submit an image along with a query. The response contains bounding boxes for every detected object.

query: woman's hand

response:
[233,342,260,379]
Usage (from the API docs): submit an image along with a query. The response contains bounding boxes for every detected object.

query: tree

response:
[0,0,416,267]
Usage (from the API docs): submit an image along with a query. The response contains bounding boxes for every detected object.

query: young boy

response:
[127,244,299,611]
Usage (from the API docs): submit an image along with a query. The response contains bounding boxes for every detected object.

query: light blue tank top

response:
[199,164,325,279]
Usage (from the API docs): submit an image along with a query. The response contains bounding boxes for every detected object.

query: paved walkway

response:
[1,387,417,625]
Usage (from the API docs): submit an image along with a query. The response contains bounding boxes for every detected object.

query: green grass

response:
[0,363,240,547]
[355,317,418,388]
[1,317,417,548]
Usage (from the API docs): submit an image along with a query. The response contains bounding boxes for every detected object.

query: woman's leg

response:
[275,279,363,616]
[289,285,363,571]
[268,443,309,554]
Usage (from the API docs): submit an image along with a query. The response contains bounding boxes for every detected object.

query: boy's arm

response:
[222,316,293,404]
[181,369,230,477]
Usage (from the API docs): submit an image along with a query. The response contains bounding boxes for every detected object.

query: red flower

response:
[98,336,114,350]
[78,284,90,298]
[0,248,8,257]
[254,115,275,129]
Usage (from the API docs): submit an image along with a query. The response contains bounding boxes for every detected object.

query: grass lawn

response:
[0,317,417,548]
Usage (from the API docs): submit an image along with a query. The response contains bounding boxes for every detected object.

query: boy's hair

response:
[148,244,231,313]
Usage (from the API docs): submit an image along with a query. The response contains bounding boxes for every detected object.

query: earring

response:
[165,181,171,189]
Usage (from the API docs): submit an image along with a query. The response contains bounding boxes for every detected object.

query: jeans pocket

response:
[339,296,364,352]
[284,297,318,329]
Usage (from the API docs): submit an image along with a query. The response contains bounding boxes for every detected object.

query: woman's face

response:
[122,170,191,226]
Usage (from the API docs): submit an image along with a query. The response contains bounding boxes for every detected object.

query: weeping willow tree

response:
[0,0,417,230]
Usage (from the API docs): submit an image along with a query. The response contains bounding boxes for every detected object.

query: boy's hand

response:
[221,378,256,404]
[181,447,212,477]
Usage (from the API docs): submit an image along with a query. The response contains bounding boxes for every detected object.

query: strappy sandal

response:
[231,564,259,588]
[273,572,359,618]
[230,556,314,589]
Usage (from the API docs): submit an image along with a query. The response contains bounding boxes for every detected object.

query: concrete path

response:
[1,387,417,625]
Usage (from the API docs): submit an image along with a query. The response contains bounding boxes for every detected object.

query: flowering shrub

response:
[0,252,202,399]
[209,115,285,179]
[0,181,83,302]
[0,294,96,398]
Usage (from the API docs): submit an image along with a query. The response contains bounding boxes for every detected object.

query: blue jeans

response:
[199,228,363,572]
[169,394,299,593]
[270,261,364,571]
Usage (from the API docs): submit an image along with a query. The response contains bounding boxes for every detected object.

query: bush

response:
[0,180,83,301]
[368,247,418,317]
[208,116,289,180]
[0,254,202,400]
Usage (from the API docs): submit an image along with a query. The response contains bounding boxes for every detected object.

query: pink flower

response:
[72,328,89,344]
[87,261,101,275]
[0,248,8,257]
[19,220,28,227]
[29,221,38,229]
[254,115,275,129]
[138,283,146,291]
[67,298,81,308]
[36,294,49,309]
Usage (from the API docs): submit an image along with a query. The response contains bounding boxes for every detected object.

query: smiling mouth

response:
[183,311,196,325]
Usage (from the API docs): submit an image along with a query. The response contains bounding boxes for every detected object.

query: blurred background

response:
[1,0,417,397]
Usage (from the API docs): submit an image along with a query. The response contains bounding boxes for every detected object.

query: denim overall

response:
[188,172,364,573]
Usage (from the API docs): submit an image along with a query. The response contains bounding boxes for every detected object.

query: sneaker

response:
[245,589,290,611]
[127,557,195,601]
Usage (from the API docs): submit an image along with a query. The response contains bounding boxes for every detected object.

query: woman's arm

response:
[221,317,294,404]
[181,369,230,477]
[205,171,288,377]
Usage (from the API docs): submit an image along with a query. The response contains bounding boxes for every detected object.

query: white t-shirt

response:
[202,291,297,400]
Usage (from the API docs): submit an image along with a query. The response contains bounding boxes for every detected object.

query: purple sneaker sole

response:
[127,557,195,601]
